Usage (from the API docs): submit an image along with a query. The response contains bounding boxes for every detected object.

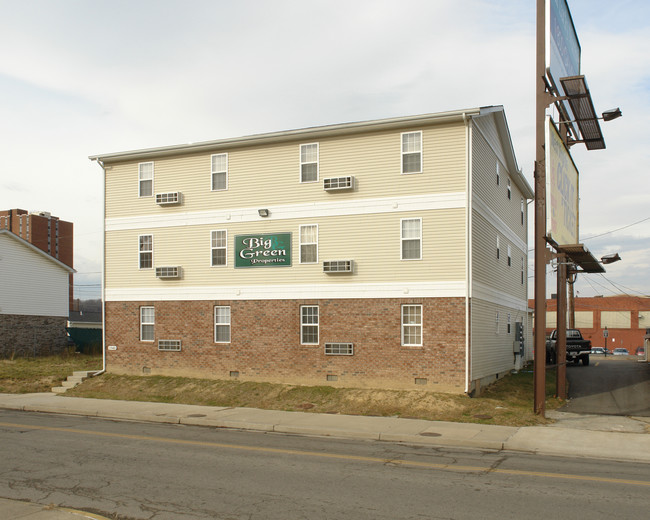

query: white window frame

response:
[521,198,525,225]
[138,162,154,197]
[139,234,153,269]
[496,235,500,260]
[214,306,231,343]
[401,304,423,347]
[140,306,155,342]
[521,257,525,285]
[211,230,227,267]
[300,143,319,183]
[496,161,500,185]
[507,178,512,200]
[495,311,500,334]
[401,131,422,174]
[507,244,512,267]
[300,305,319,345]
[507,313,512,334]
[299,224,318,264]
[400,218,422,261]
[211,153,228,191]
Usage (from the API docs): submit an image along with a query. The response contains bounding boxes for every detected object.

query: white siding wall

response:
[0,234,70,317]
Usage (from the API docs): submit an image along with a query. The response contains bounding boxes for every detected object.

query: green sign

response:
[235,233,292,268]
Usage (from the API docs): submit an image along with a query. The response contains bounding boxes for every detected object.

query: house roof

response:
[0,230,75,273]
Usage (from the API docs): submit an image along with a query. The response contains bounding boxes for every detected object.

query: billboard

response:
[546,117,579,245]
[546,0,581,134]
[235,233,292,268]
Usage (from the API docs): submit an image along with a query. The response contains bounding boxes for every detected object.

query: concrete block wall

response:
[0,314,68,358]
[105,297,467,392]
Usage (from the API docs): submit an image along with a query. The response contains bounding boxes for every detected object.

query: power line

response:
[582,216,650,241]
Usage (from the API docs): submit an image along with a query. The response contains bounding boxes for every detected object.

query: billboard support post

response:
[534,0,548,416]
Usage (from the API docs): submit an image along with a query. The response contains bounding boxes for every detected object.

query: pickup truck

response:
[546,329,592,366]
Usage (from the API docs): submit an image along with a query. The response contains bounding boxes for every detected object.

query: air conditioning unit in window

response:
[325,343,354,356]
[155,192,182,205]
[158,339,181,351]
[323,176,354,191]
[155,266,182,279]
[323,260,354,273]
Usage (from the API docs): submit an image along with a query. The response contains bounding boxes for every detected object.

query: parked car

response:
[636,347,645,356]
[612,348,629,356]
[591,347,606,355]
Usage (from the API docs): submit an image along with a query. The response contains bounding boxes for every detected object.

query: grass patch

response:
[65,364,564,426]
[0,354,102,393]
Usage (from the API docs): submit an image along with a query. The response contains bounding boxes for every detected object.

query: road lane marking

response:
[2,420,649,487]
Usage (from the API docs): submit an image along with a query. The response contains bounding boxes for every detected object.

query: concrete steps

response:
[52,370,95,394]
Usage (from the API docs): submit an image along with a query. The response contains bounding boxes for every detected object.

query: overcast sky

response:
[1,0,648,301]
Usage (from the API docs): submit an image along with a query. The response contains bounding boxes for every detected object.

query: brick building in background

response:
[533,295,650,355]
[0,209,74,309]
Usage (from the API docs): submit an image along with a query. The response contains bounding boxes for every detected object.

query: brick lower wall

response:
[105,298,467,392]
[0,314,68,358]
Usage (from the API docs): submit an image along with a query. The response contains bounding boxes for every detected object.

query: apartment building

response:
[91,106,533,394]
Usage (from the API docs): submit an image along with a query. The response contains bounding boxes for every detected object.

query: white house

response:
[0,229,75,356]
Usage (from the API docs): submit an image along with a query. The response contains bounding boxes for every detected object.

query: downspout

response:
[463,112,472,395]
[91,158,107,377]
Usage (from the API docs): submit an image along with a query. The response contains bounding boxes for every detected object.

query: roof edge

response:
[89,108,483,163]
[0,229,76,273]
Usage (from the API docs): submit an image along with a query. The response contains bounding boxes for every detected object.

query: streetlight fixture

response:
[601,252,622,264]
[601,108,622,121]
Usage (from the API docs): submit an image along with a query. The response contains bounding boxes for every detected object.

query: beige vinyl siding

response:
[105,209,466,289]
[471,121,526,242]
[471,211,526,299]
[105,122,467,220]
[471,299,521,380]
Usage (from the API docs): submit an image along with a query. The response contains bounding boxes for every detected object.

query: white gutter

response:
[464,112,472,395]
[91,158,107,377]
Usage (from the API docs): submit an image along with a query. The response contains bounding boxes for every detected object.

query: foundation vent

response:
[158,339,181,351]
[325,343,354,356]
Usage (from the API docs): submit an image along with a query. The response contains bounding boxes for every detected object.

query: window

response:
[507,313,512,334]
[211,153,228,191]
[401,131,422,174]
[507,178,512,200]
[299,224,318,263]
[211,230,227,267]
[507,245,512,266]
[214,306,231,343]
[496,235,500,260]
[521,198,525,225]
[301,305,319,344]
[300,143,318,183]
[139,162,153,197]
[402,304,422,346]
[140,306,155,341]
[496,161,500,185]
[139,235,153,269]
[401,218,422,260]
[521,257,525,284]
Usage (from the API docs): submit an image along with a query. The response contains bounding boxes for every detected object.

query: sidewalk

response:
[2,392,649,462]
[2,393,649,520]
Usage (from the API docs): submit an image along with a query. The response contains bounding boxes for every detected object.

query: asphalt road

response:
[562,356,650,416]
[1,410,649,520]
